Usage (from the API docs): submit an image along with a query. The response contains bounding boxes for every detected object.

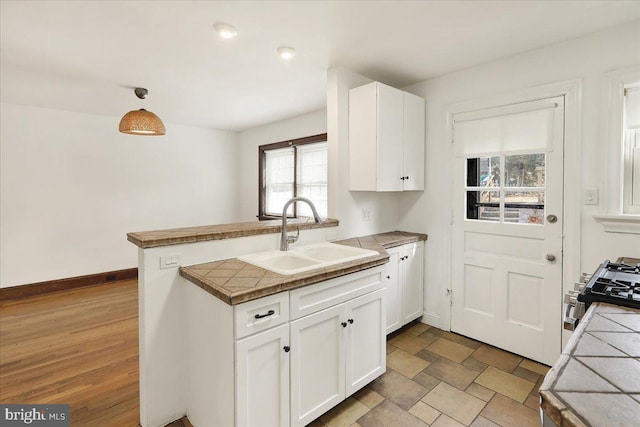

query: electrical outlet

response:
[584,189,599,205]
[160,254,182,269]
[362,208,371,221]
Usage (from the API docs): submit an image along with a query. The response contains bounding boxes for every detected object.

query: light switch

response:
[584,189,599,206]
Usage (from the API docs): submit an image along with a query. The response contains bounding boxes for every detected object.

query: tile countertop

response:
[179,231,427,305]
[127,217,340,249]
[540,302,640,427]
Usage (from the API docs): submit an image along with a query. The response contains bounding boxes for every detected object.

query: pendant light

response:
[119,88,166,136]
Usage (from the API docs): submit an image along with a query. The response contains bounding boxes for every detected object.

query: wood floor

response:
[0,279,139,426]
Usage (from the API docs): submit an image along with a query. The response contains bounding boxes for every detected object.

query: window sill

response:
[593,214,640,234]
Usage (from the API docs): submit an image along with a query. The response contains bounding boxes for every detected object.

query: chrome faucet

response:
[280,197,322,251]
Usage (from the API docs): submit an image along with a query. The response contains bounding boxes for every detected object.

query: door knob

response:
[547,214,558,223]
[546,253,556,262]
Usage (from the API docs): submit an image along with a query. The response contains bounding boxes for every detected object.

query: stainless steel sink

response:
[238,242,378,275]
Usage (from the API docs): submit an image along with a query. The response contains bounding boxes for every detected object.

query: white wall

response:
[0,103,240,287]
[238,109,327,220]
[399,21,640,327]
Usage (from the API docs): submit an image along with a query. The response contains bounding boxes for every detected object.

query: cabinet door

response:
[345,289,386,397]
[384,248,402,334]
[376,82,404,191]
[290,304,345,427]
[349,82,378,191]
[402,92,425,191]
[401,242,425,324]
[236,323,290,427]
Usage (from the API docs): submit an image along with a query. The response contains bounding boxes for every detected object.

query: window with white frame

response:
[259,134,328,219]
[623,86,640,214]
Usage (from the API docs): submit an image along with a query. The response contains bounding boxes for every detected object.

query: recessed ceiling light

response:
[214,23,238,39]
[277,46,296,60]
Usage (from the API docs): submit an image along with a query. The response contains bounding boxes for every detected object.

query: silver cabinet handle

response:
[546,253,556,262]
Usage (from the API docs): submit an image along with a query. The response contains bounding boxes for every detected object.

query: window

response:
[623,86,640,214]
[466,153,546,225]
[594,71,640,233]
[259,134,328,219]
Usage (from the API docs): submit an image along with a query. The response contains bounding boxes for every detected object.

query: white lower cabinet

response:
[344,290,386,396]
[384,250,401,334]
[290,304,344,427]
[236,323,290,427]
[401,242,424,324]
[384,241,424,334]
[289,289,386,427]
[224,267,385,427]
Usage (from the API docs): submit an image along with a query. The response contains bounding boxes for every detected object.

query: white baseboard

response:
[420,311,442,330]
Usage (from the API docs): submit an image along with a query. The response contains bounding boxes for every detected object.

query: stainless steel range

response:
[563,260,640,331]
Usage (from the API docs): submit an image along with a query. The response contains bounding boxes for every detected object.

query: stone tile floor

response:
[310,322,550,427]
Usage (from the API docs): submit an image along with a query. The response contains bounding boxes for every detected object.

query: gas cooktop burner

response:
[603,262,640,274]
[579,260,640,309]
[564,260,640,331]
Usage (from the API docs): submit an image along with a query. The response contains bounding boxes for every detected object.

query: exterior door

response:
[451,97,564,366]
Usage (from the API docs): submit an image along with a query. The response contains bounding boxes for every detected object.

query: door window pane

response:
[505,154,545,187]
[466,153,546,224]
[467,156,500,187]
[467,190,500,221]
[505,191,544,225]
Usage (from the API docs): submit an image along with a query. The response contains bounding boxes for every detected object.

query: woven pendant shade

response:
[119,108,166,136]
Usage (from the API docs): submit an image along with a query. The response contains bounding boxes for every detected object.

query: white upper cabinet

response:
[402,92,426,191]
[349,81,425,192]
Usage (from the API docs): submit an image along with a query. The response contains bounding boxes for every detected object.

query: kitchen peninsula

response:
[128,219,426,427]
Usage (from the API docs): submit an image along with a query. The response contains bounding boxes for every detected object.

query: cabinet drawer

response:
[234,292,290,339]
[290,267,383,320]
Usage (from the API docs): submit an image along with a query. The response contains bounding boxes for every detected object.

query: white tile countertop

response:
[540,302,640,427]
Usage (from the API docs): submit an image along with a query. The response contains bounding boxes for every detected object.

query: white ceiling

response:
[1,1,639,132]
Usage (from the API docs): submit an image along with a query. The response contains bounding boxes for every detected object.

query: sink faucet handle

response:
[286,227,300,244]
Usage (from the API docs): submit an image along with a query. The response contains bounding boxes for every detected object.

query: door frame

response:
[441,80,582,350]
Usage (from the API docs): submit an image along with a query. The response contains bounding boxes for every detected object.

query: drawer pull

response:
[348,319,354,324]
[341,322,348,328]
[254,310,275,319]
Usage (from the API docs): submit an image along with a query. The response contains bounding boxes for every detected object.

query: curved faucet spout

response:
[280,197,322,251]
